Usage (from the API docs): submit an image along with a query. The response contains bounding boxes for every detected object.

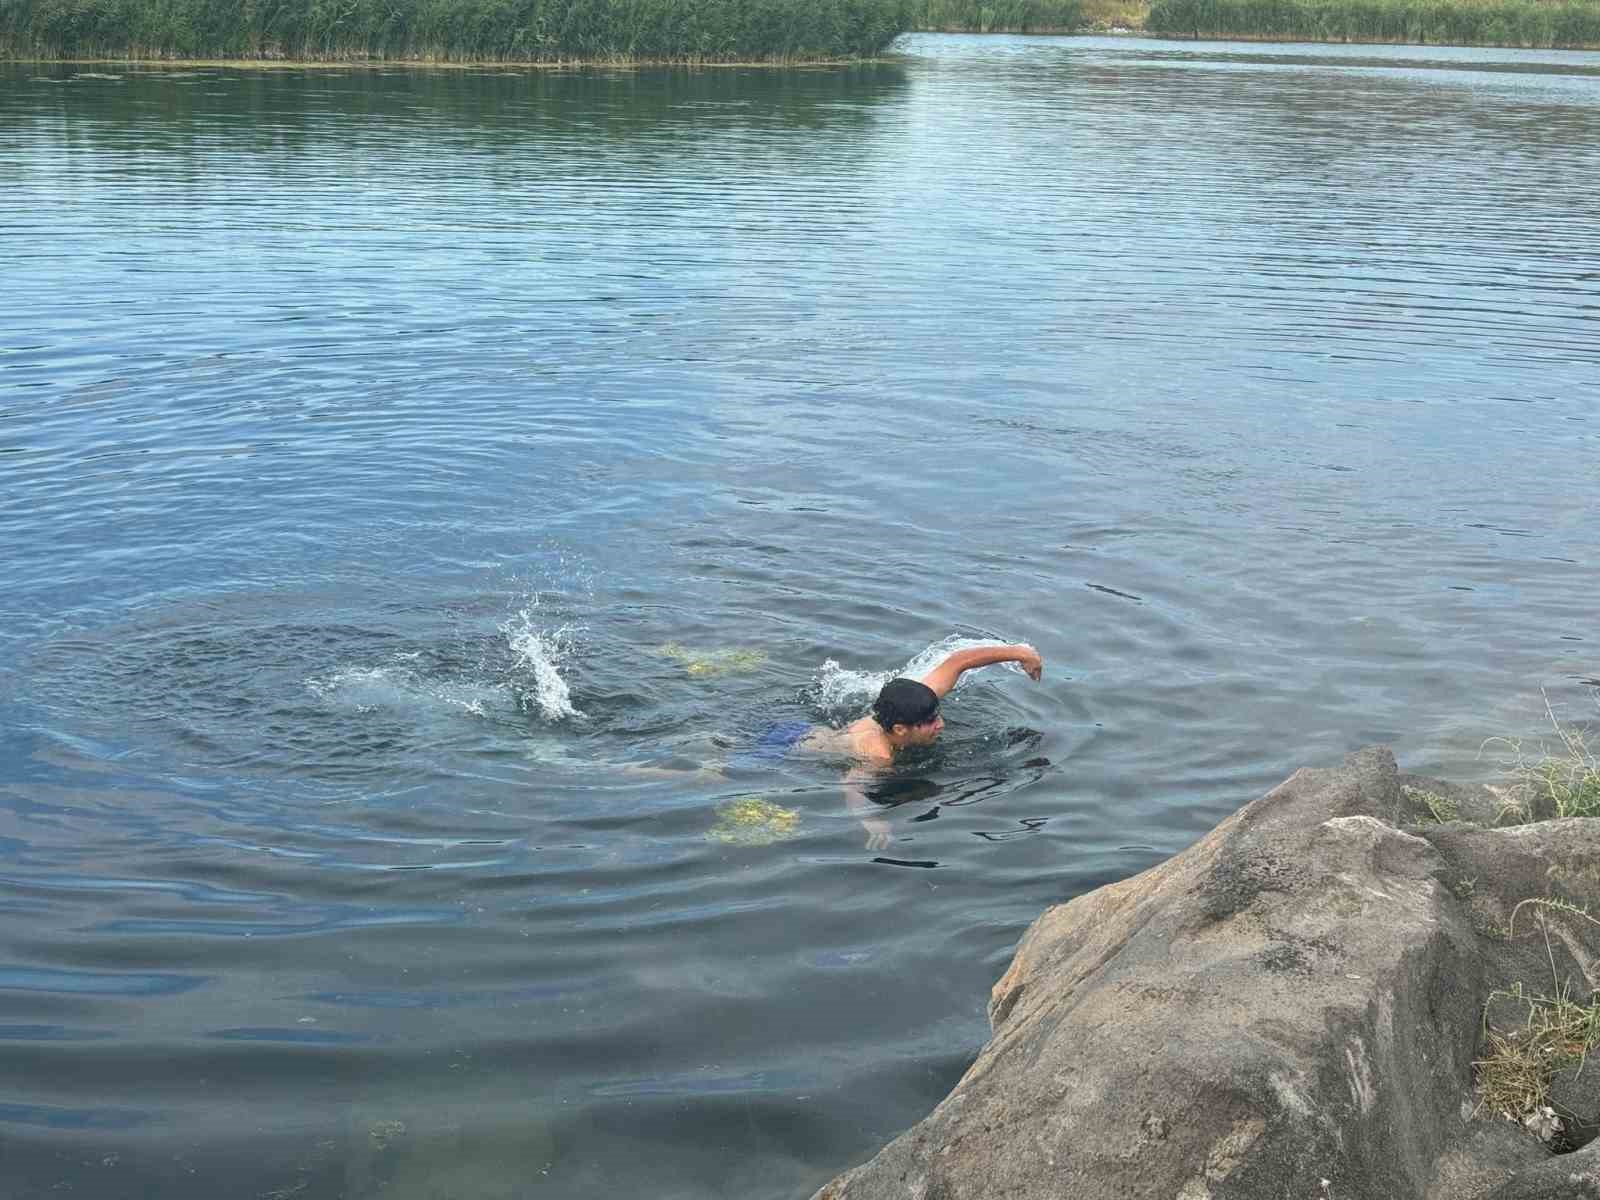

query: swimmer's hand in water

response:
[862,817,891,852]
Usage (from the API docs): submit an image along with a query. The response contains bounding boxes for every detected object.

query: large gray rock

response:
[813,748,1600,1200]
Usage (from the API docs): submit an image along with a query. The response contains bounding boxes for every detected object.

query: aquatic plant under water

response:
[706,796,802,845]
[656,642,768,678]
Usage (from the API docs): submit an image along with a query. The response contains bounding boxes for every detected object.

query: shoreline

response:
[1138,28,1600,47]
[911,24,1600,48]
[1,55,893,70]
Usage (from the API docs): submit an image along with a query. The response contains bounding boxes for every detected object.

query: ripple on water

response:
[1,38,1599,1200]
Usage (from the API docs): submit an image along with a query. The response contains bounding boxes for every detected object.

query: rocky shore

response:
[813,747,1600,1200]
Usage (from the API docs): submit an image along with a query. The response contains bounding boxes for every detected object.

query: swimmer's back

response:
[801,718,893,764]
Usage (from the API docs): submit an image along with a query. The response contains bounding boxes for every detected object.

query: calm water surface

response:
[3,32,1599,1198]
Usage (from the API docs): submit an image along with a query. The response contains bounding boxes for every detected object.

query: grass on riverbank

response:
[912,0,1149,30]
[914,0,1082,31]
[0,0,912,63]
[1477,975,1600,1133]
[1487,699,1600,824]
[1477,901,1600,1139]
[913,0,1600,42]
[1145,0,1600,47]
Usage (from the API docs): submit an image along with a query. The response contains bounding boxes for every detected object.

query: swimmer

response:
[813,643,1043,848]
[628,642,1045,847]
[801,642,1043,764]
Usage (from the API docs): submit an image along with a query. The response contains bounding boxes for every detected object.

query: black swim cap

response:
[872,678,940,730]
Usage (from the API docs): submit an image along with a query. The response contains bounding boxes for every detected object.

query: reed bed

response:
[1146,0,1600,46]
[0,0,914,62]
[913,0,1084,32]
[1076,0,1147,27]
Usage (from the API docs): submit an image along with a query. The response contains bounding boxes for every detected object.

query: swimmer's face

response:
[897,713,944,745]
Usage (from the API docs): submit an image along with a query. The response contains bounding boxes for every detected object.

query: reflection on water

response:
[2,32,1599,1200]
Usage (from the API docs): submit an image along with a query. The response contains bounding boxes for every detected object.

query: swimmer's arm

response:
[918,643,1043,698]
[843,765,891,852]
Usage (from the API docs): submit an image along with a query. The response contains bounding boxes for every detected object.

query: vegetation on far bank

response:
[913,0,1162,29]
[910,0,1600,41]
[0,0,912,63]
[8,0,1598,58]
[1145,0,1600,47]
[913,0,1084,32]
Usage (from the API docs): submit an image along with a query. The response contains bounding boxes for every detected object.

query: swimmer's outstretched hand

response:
[1017,645,1043,681]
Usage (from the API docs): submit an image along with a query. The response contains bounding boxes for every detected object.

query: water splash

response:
[502,602,583,722]
[306,665,503,719]
[810,659,894,718]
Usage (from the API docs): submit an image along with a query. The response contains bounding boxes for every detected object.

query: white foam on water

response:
[811,659,895,716]
[502,602,584,723]
[305,665,506,719]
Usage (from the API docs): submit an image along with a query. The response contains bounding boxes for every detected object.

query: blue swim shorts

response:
[729,720,812,769]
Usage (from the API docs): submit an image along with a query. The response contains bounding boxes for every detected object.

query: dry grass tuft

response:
[1477,980,1600,1127]
[1477,906,1600,1134]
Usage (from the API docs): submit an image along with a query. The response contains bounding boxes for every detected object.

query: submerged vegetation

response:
[1145,0,1600,47]
[706,796,802,845]
[0,0,913,62]
[655,642,768,678]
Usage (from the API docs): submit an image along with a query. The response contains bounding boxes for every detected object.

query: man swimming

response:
[802,642,1044,764]
[816,642,1043,849]
[632,641,1044,848]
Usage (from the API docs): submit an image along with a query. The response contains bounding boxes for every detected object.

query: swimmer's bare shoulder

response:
[798,718,893,764]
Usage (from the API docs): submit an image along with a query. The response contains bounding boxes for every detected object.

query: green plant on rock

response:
[1483,696,1600,824]
[1510,896,1600,937]
[1401,783,1458,823]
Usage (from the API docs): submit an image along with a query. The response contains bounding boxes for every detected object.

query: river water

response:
[2,32,1598,1198]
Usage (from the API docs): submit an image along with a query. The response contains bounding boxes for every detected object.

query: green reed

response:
[912,0,1085,31]
[1146,0,1600,46]
[0,0,914,62]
